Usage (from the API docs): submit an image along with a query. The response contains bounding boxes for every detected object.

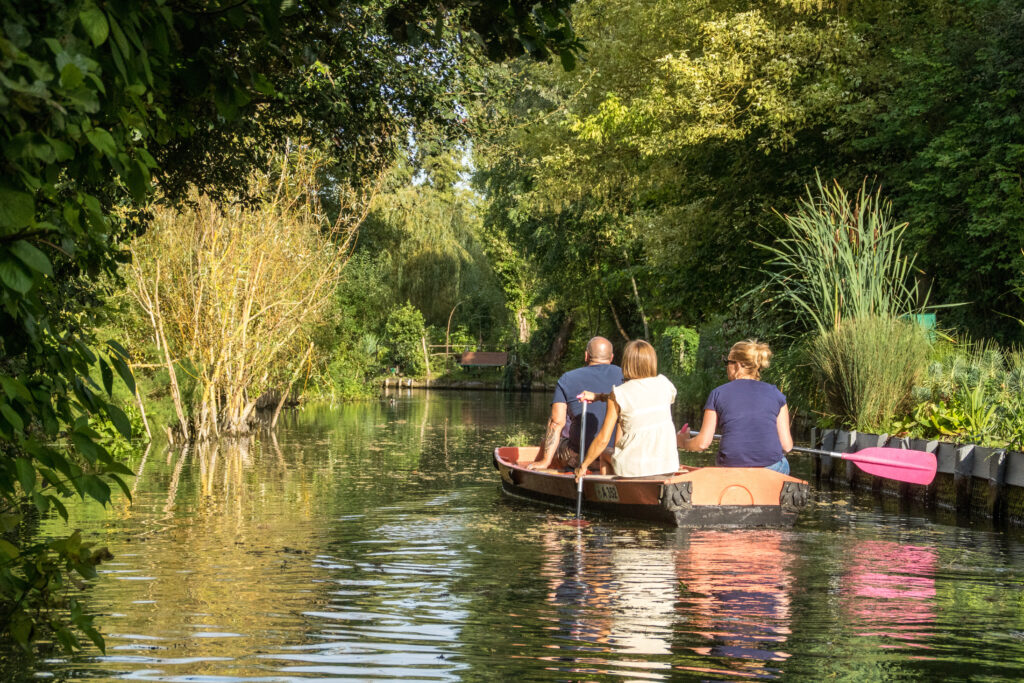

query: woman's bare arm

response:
[577,396,619,479]
[677,409,717,451]
[776,404,794,453]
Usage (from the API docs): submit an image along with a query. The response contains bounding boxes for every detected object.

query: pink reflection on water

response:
[674,530,794,668]
[844,540,937,647]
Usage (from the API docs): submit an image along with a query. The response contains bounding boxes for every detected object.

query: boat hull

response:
[494,446,809,528]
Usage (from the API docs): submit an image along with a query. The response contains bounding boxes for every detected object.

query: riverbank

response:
[381,376,556,392]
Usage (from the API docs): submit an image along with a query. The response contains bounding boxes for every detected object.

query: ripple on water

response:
[18,394,1024,682]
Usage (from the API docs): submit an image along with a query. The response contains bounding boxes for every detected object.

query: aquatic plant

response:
[894,339,1024,447]
[759,174,926,334]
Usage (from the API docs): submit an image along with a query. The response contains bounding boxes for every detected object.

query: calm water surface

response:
[22,391,1024,681]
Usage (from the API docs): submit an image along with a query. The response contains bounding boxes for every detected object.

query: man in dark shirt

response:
[526,336,623,471]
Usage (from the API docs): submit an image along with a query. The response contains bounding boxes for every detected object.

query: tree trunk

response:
[421,335,431,380]
[546,313,575,367]
[272,342,313,429]
[623,250,649,340]
[607,299,630,342]
[132,384,152,441]
[516,308,531,343]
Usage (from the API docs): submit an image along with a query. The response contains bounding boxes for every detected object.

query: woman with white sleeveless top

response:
[575,339,679,480]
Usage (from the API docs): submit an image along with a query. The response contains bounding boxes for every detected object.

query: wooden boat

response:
[494,446,810,527]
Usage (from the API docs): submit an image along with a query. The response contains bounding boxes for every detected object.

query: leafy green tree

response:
[835,0,1024,340]
[477,0,1024,349]
[475,0,865,342]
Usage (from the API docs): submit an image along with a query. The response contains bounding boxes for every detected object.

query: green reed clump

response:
[760,174,926,334]
[809,316,930,432]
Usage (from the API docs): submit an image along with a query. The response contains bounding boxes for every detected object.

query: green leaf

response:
[10,240,52,277]
[81,622,105,654]
[60,62,85,89]
[0,538,20,561]
[15,458,35,493]
[0,376,33,403]
[124,158,150,202]
[55,626,79,653]
[31,491,49,514]
[79,7,109,47]
[99,358,113,396]
[1,403,24,433]
[0,185,35,229]
[0,259,32,294]
[71,432,100,464]
[106,461,135,477]
[559,50,576,72]
[0,514,21,533]
[252,72,276,95]
[81,475,111,505]
[109,473,132,502]
[10,610,32,649]
[50,497,68,522]
[85,128,117,158]
[105,403,132,439]
[105,339,131,358]
[107,351,136,396]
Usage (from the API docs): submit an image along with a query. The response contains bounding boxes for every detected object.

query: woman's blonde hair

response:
[621,339,658,380]
[729,339,772,379]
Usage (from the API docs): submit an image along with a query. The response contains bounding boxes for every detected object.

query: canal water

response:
[21,391,1024,681]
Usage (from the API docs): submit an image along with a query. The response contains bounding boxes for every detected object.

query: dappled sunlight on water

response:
[16,392,1024,681]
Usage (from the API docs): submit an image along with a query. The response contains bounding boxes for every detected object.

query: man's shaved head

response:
[586,336,613,364]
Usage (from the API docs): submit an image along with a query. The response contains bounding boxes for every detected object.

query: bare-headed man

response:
[526,336,623,471]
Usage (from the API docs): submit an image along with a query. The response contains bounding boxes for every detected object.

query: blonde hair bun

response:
[729,339,772,378]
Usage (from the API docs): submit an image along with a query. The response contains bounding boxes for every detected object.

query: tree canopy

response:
[475,0,1024,344]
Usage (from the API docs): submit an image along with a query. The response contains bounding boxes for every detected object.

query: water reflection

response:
[16,394,1024,682]
[843,540,937,649]
[675,530,794,679]
[535,525,797,680]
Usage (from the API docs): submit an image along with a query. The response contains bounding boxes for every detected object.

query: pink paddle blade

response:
[841,447,937,486]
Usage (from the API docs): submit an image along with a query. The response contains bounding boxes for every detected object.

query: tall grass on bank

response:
[759,174,925,333]
[809,316,930,431]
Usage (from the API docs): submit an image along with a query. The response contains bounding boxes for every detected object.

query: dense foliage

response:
[474,0,1024,347]
[0,0,580,653]
[3,0,1023,657]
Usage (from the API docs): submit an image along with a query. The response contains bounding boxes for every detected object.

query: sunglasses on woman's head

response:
[721,356,738,366]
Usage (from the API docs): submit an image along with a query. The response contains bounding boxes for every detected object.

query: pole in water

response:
[576,399,587,520]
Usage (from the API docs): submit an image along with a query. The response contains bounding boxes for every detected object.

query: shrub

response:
[384,303,428,376]
[896,340,1024,447]
[657,325,699,380]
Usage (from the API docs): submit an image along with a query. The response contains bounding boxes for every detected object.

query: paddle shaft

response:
[685,430,936,484]
[576,402,587,519]
[690,430,891,460]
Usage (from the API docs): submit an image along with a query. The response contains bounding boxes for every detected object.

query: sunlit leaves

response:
[0,0,586,657]
[10,240,52,277]
[78,6,109,47]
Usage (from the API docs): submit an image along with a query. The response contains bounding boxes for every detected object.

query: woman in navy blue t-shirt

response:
[676,339,794,474]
